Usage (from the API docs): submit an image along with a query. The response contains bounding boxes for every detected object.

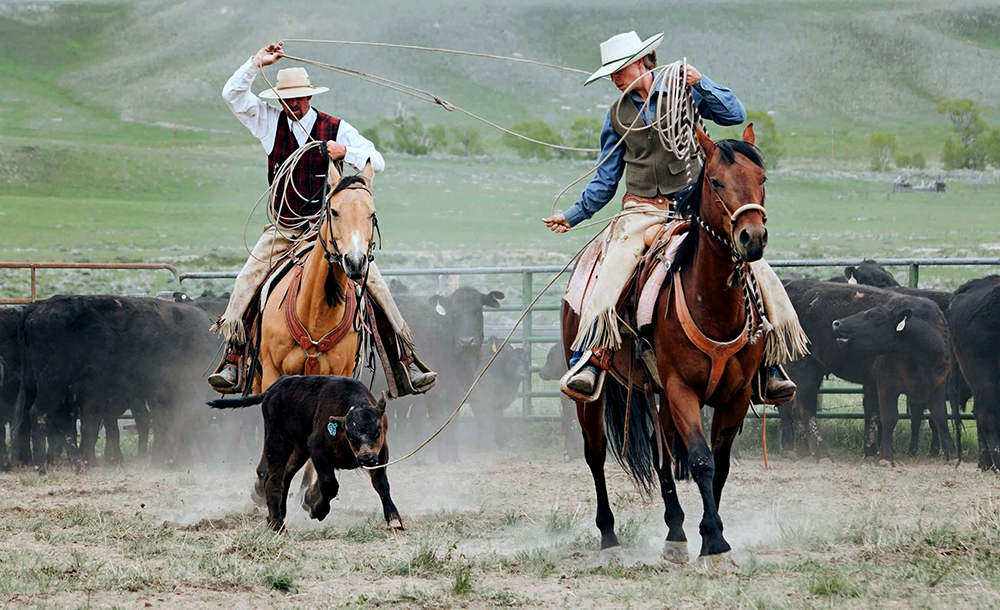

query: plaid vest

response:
[267,110,341,226]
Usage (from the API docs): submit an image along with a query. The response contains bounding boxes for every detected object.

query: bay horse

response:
[562,125,768,567]
[250,159,377,509]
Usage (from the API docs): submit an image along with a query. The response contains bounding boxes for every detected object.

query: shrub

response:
[502,120,564,160]
[868,132,898,172]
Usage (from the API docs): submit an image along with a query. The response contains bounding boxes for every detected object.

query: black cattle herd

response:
[1,264,999,484]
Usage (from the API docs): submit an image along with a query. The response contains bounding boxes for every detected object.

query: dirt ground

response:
[2,439,1000,609]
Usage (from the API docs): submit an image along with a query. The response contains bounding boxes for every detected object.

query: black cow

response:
[387,286,505,461]
[538,339,583,460]
[843,260,900,287]
[210,375,403,533]
[842,261,967,457]
[15,295,219,472]
[469,336,530,449]
[946,275,1000,471]
[0,307,24,471]
[782,280,956,464]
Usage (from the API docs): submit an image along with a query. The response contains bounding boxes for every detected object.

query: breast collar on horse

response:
[670,171,768,402]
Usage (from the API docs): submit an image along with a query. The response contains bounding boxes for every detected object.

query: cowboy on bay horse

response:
[209,42,435,396]
[543,31,799,402]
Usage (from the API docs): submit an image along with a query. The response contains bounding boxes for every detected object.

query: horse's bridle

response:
[697,170,767,262]
[317,144,381,274]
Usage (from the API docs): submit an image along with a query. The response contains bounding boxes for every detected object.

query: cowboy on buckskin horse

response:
[209,42,435,395]
[543,31,800,402]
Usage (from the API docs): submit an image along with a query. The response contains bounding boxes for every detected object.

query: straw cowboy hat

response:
[584,31,664,86]
[259,67,329,99]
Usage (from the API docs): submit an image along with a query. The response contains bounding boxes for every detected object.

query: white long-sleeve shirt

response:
[222,58,385,173]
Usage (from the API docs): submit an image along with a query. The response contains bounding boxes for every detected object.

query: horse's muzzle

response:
[737,225,767,262]
[343,252,369,281]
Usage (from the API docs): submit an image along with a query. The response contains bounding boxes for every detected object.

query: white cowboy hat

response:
[584,31,664,86]
[259,67,329,99]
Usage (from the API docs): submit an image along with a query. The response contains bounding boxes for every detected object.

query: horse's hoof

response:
[388,518,405,531]
[818,457,834,466]
[878,459,894,468]
[697,551,738,574]
[598,546,625,565]
[661,540,689,564]
[250,485,265,507]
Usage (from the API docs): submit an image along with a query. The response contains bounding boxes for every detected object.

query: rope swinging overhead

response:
[244,39,709,469]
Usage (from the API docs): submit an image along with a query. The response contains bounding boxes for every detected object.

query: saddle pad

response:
[637,224,689,328]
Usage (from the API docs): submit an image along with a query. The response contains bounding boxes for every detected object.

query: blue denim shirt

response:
[563,74,746,227]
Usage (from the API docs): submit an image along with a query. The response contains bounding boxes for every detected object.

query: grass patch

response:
[385,543,449,578]
[808,572,860,598]
[544,507,574,535]
[452,565,473,595]
[261,564,298,592]
[224,526,294,562]
[616,516,645,549]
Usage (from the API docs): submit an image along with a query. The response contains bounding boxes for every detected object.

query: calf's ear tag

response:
[896,318,907,332]
[435,302,447,316]
[328,422,339,436]
[491,340,498,353]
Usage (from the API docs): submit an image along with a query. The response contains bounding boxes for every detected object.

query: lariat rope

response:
[246,41,769,469]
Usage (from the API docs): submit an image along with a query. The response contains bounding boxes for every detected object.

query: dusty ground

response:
[1,442,999,609]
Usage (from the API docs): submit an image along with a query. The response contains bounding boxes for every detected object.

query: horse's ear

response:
[375,392,387,414]
[695,125,716,158]
[327,149,342,189]
[361,160,374,188]
[742,123,756,146]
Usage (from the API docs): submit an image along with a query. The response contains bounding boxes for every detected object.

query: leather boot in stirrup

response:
[208,365,239,391]
[407,362,437,388]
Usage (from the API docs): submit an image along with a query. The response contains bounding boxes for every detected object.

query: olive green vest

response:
[609,95,702,197]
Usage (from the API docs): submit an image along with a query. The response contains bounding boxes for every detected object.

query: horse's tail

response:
[207,394,266,410]
[603,377,656,494]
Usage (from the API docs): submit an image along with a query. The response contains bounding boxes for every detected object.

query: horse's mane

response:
[331,174,369,196]
[669,140,765,273]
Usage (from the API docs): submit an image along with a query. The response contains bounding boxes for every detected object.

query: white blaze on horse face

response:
[351,231,363,257]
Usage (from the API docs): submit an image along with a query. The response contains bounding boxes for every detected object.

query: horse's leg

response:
[666,380,730,558]
[252,367,278,506]
[578,395,621,556]
[710,397,751,509]
[298,460,318,509]
[561,396,582,460]
[655,404,688,564]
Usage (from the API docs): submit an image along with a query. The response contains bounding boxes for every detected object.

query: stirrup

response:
[752,364,795,405]
[560,350,607,403]
[390,354,436,398]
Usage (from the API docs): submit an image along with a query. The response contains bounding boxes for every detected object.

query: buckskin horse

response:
[562,125,768,568]
[249,159,377,509]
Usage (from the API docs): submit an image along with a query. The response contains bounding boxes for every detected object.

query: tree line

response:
[868,99,1000,172]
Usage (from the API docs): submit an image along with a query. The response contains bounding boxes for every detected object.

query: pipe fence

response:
[178,257,1000,421]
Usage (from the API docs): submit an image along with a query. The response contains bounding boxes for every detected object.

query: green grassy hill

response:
[2,0,1000,299]
[3,1,1000,158]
